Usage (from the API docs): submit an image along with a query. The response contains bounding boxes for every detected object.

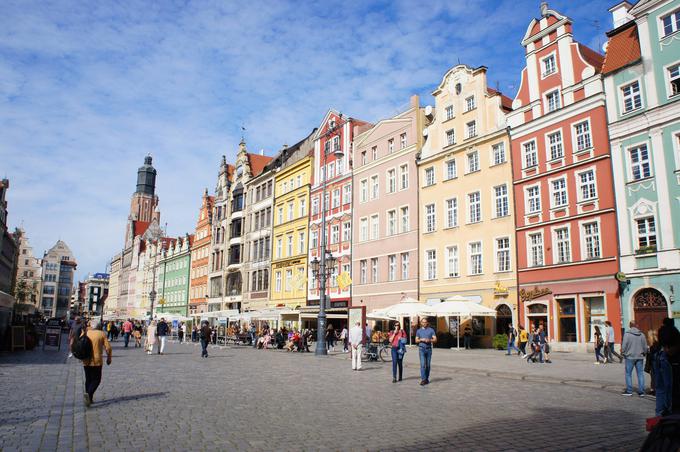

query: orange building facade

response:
[189,189,214,315]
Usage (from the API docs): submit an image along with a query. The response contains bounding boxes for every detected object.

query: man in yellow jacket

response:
[82,320,112,407]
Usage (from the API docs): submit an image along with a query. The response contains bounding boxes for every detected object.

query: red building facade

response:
[507,5,621,350]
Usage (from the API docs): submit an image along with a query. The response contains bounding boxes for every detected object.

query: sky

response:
[0,0,614,281]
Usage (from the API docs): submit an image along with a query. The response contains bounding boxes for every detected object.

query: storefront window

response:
[527,303,549,337]
[557,298,576,342]
[583,296,605,343]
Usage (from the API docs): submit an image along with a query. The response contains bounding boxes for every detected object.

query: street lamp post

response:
[312,116,345,356]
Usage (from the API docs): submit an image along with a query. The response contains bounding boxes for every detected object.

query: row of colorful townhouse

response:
[136,1,679,351]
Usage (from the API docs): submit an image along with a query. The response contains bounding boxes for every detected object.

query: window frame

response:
[575,167,598,202]
[493,184,509,218]
[522,139,538,169]
[619,79,643,114]
[468,241,483,275]
[424,167,436,187]
[545,128,564,162]
[549,176,568,209]
[467,191,481,224]
[525,183,541,214]
[445,245,460,278]
[545,88,561,113]
[445,197,458,229]
[495,236,511,273]
[627,143,652,182]
[527,231,544,267]
[425,249,437,280]
[424,203,436,233]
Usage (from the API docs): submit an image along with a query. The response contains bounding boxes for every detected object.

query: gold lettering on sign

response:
[494,281,509,296]
[519,286,552,302]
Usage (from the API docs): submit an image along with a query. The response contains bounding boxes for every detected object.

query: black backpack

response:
[72,331,93,360]
[640,415,680,452]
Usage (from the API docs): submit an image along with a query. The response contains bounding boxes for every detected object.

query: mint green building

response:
[158,234,192,316]
[604,0,680,332]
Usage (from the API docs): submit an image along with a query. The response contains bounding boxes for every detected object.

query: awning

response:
[368,295,430,319]
[298,307,348,319]
[424,299,497,317]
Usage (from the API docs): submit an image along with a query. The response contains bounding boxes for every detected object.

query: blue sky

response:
[0,0,613,281]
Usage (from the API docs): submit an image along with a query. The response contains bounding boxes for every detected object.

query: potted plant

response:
[636,245,657,255]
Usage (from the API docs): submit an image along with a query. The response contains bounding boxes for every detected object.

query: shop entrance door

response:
[633,288,668,334]
[495,304,512,335]
[557,298,577,342]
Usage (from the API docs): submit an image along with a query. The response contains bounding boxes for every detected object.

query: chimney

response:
[609,1,633,28]
[410,94,420,109]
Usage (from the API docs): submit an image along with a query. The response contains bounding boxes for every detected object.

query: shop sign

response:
[331,300,348,308]
[337,272,352,290]
[493,281,509,297]
[519,286,552,302]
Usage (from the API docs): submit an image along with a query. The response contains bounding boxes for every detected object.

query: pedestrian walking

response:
[645,329,659,396]
[145,320,157,355]
[122,318,133,348]
[106,321,114,341]
[388,321,407,383]
[340,325,348,353]
[526,326,544,363]
[655,321,680,415]
[605,320,623,363]
[192,325,198,342]
[68,316,83,358]
[178,322,186,343]
[415,318,437,386]
[518,325,528,357]
[81,320,112,407]
[249,322,257,348]
[157,318,169,354]
[506,323,521,356]
[621,321,648,396]
[349,321,363,371]
[200,321,211,358]
[594,325,605,364]
[326,324,335,352]
[463,327,472,350]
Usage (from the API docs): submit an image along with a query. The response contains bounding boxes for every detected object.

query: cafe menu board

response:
[11,326,25,351]
[44,327,62,350]
[348,306,366,342]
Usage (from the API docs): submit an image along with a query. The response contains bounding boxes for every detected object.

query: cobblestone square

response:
[0,337,653,451]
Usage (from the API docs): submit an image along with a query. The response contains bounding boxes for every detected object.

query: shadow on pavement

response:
[92,391,168,408]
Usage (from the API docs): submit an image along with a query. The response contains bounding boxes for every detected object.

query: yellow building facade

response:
[418,65,518,345]
[269,155,312,308]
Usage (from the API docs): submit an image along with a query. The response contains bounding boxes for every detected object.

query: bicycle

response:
[361,340,392,362]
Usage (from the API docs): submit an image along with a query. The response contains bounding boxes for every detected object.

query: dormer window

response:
[542,54,556,77]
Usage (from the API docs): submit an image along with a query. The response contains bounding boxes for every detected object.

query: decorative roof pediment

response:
[629,198,657,217]
[312,109,342,141]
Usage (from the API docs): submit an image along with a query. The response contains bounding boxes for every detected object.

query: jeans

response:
[519,342,527,355]
[625,358,645,394]
[419,346,432,382]
[463,335,471,349]
[83,366,102,401]
[655,351,673,415]
[251,333,257,348]
[351,345,362,370]
[123,332,130,347]
[507,341,520,355]
[326,337,335,351]
[391,347,403,380]
[595,344,603,362]
[607,342,622,362]
[178,332,184,343]
[200,339,209,357]
[159,336,166,354]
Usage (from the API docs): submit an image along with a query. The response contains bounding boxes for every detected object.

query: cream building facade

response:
[418,65,518,343]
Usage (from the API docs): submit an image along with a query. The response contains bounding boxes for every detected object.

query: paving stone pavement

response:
[0,336,654,451]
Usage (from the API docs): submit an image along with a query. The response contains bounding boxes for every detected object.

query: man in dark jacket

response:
[156,318,169,355]
[200,321,211,358]
[621,321,649,396]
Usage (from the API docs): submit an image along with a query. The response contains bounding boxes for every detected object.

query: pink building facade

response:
[351,96,423,312]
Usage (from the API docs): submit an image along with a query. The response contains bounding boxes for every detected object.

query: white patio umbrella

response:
[424,300,497,349]
[368,296,430,344]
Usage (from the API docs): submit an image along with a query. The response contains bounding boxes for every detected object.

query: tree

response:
[13,278,36,305]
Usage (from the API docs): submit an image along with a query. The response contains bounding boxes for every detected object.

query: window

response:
[298,232,305,253]
[400,206,410,233]
[277,207,283,224]
[342,222,351,242]
[332,188,340,208]
[445,159,457,180]
[668,64,680,96]
[327,162,335,179]
[275,271,282,292]
[551,178,568,207]
[622,81,642,112]
[445,105,454,120]
[388,255,396,281]
[425,204,436,232]
[399,164,408,189]
[662,9,680,37]
[523,141,538,168]
[361,151,367,165]
[426,250,437,280]
[469,242,483,275]
[387,210,397,236]
[371,175,379,199]
[578,170,597,201]
[527,185,541,213]
[401,253,409,279]
[299,198,306,217]
[285,269,292,291]
[360,260,367,284]
[424,167,435,186]
[543,54,556,76]
[287,235,293,256]
[442,198,456,228]
[372,146,378,161]
[467,151,479,173]
[468,192,481,223]
[360,179,368,202]
[370,214,379,240]
[546,90,560,112]
[574,121,592,152]
[629,145,651,180]
[331,225,339,244]
[466,121,477,139]
[494,185,509,217]
[465,95,475,111]
[311,197,319,215]
[496,238,510,272]
[311,231,318,249]
[555,227,571,263]
[387,169,396,193]
[637,217,657,249]
[343,185,351,204]
[276,238,282,258]
[446,129,456,146]
[282,181,288,193]
[360,218,368,241]
[371,258,379,283]
[492,142,506,165]
[528,233,544,267]
[446,246,459,277]
[287,201,294,221]
[583,222,601,259]
[547,131,564,160]
[400,133,407,149]
[337,158,344,175]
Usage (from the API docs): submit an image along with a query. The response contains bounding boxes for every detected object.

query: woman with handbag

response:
[388,321,407,383]
[594,325,605,364]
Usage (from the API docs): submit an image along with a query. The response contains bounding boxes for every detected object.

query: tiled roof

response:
[602,21,641,75]
[132,221,150,237]
[578,43,605,73]
[247,154,274,177]
[487,87,513,111]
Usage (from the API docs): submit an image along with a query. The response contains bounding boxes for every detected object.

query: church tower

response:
[125,155,159,248]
